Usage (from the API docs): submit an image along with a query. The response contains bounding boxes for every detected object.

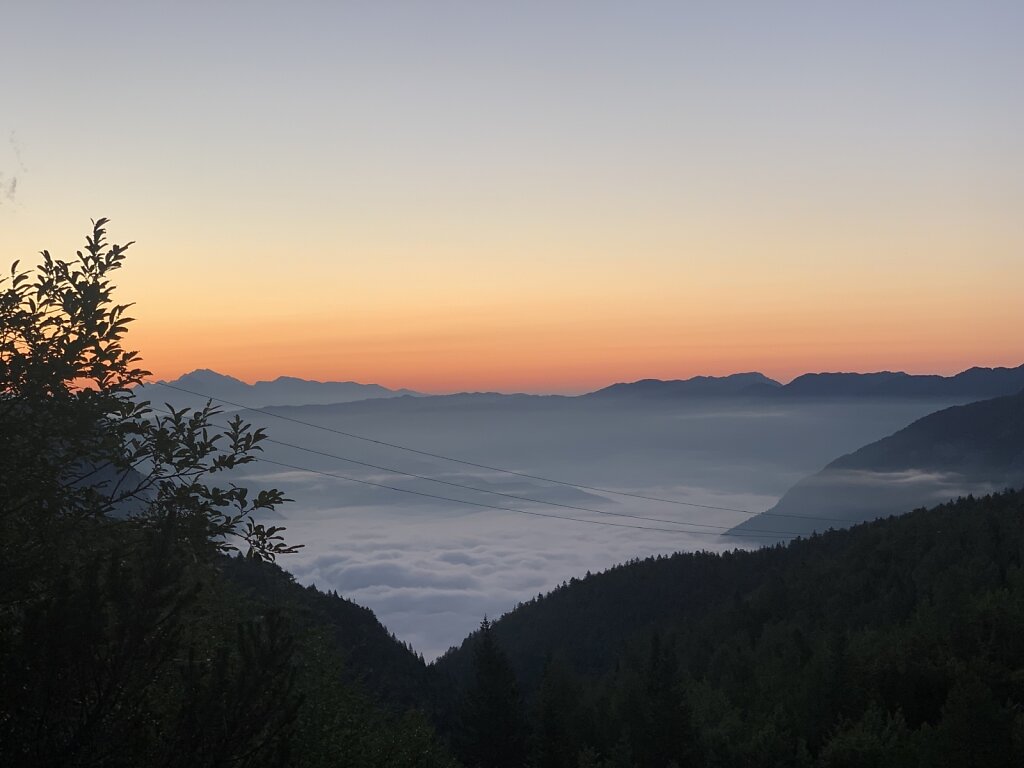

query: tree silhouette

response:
[0,220,302,766]
[533,656,582,768]
[458,618,528,768]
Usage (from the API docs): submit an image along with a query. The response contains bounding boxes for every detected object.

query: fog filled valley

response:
[145,370,1018,659]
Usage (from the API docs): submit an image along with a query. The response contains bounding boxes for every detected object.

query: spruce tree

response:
[458,618,528,768]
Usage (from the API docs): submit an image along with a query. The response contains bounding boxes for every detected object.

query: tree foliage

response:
[0,220,454,767]
[456,619,528,768]
[436,491,1024,767]
[0,219,304,766]
[0,218,298,560]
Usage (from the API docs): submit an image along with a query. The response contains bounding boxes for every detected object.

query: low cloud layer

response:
[222,396,967,659]
[278,504,741,659]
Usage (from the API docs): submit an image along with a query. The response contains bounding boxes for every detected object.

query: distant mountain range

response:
[136,368,420,409]
[139,364,1024,410]
[729,388,1024,541]
[781,365,1024,399]
[585,372,780,398]
[588,364,1024,401]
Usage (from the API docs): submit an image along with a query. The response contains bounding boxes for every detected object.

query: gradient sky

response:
[2,1,1021,393]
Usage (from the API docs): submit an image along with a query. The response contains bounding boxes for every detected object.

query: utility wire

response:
[148,380,839,528]
[253,434,808,536]
[253,456,798,540]
[146,404,800,539]
[148,381,757,511]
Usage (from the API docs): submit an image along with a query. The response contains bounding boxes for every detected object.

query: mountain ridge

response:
[137,368,421,408]
[591,363,1024,401]
[586,371,781,399]
[728,388,1024,541]
[141,362,1024,405]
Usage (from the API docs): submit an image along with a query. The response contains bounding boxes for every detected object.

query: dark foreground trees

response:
[0,220,455,767]
[0,220,302,766]
[435,491,1024,767]
[457,619,528,768]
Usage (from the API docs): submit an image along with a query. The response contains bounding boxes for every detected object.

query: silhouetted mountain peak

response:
[174,368,247,386]
[586,372,781,399]
[142,369,419,408]
[259,375,363,387]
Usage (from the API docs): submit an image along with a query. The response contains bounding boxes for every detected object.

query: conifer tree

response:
[533,656,580,768]
[458,618,528,768]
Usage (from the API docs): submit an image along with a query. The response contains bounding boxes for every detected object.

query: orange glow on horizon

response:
[3,2,1022,397]
[127,310,1024,395]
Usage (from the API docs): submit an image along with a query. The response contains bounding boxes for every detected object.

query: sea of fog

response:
[221,395,963,659]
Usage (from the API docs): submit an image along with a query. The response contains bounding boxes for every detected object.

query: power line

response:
[252,456,797,540]
[254,434,807,536]
[147,382,758,509]
[146,404,801,539]
[148,382,839,528]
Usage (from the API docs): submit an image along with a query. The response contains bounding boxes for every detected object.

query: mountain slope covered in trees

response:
[434,491,1024,767]
[221,556,435,713]
[730,389,1024,541]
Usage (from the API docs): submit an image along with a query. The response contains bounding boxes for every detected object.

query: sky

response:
[2,1,1022,393]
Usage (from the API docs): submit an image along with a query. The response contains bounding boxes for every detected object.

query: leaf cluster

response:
[0,218,297,562]
[0,220,458,767]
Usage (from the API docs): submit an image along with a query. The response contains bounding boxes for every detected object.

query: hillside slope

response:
[433,492,1024,766]
[729,389,1024,541]
[220,556,435,713]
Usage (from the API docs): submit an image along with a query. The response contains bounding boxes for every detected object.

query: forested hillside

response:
[435,491,1024,767]
[0,222,454,767]
[221,555,434,712]
[730,389,1024,540]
